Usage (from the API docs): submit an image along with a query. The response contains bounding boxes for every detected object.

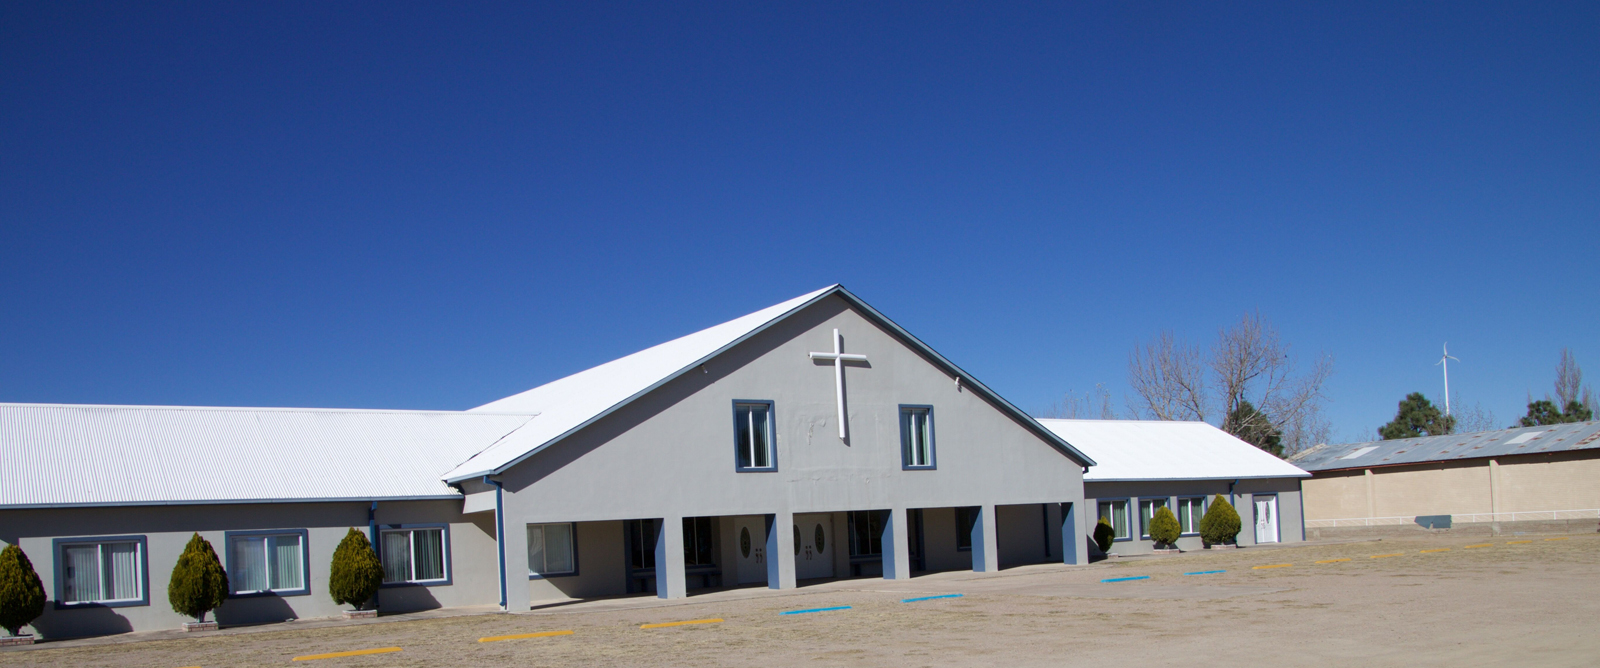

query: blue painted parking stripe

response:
[1184,570,1226,575]
[780,605,852,615]
[901,594,963,603]
[1101,576,1150,583]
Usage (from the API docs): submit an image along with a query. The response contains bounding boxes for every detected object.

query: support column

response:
[501,514,530,611]
[1364,468,1376,519]
[655,517,686,599]
[971,504,999,573]
[765,512,796,590]
[1061,502,1084,566]
[882,507,912,580]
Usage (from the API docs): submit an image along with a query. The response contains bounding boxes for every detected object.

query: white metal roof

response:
[447,284,1093,481]
[1037,419,1309,481]
[0,404,534,508]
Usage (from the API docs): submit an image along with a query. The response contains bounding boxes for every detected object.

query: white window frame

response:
[527,523,577,578]
[225,529,309,596]
[1097,500,1130,541]
[1176,496,1207,536]
[733,400,777,471]
[379,525,451,585]
[54,536,147,607]
[900,405,936,470]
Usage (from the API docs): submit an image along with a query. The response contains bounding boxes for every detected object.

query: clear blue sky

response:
[2,2,1596,444]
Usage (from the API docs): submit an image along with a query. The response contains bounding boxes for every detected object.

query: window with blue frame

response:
[733,401,776,471]
[527,523,576,577]
[227,530,309,595]
[56,536,147,606]
[1176,497,1207,535]
[1097,500,1130,540]
[380,526,449,584]
[900,406,935,469]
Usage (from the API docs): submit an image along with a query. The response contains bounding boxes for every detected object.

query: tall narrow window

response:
[682,517,716,567]
[380,526,448,584]
[733,401,776,471]
[527,523,576,577]
[900,406,935,469]
[627,519,658,571]
[1097,500,1129,540]
[1176,497,1207,535]
[57,537,146,606]
[1139,498,1169,540]
[847,510,884,557]
[227,530,308,595]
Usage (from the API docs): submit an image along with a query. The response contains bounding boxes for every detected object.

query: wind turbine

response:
[1436,343,1460,416]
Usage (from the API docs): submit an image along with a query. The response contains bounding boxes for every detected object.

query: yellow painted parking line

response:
[1252,564,1292,570]
[478,630,574,643]
[292,647,401,661]
[1545,537,1570,541]
[641,618,724,629]
[1506,540,1533,544]
[1463,543,1493,548]
[1419,548,1451,553]
[1369,553,1404,559]
[1314,558,1351,564]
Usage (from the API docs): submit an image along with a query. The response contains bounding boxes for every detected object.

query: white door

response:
[1254,496,1279,544]
[733,517,767,585]
[795,513,834,580]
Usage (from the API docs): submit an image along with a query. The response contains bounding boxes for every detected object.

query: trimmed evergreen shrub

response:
[1093,518,1116,553]
[1148,506,1181,549]
[329,529,383,611]
[0,545,46,637]
[168,533,229,623]
[1199,495,1242,546]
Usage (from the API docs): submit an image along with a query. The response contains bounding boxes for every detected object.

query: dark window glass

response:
[955,507,978,550]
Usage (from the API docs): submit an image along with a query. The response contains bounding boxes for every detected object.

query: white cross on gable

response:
[808,328,868,440]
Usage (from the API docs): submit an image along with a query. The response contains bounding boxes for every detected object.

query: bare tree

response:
[1450,397,1499,433]
[1553,348,1596,415]
[1127,331,1208,421]
[1041,384,1117,420]
[1128,313,1333,457]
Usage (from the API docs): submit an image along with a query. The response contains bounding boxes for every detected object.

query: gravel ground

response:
[3,532,1596,667]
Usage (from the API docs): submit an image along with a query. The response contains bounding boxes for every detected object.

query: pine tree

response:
[168,533,229,624]
[1378,393,1455,439]
[329,529,383,611]
[1199,495,1242,546]
[1148,506,1182,549]
[0,545,46,637]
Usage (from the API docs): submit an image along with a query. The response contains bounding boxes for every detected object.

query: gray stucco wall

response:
[488,295,1087,605]
[0,499,495,638]
[1084,478,1304,555]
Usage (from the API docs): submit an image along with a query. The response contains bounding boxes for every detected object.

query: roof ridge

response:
[0,402,538,416]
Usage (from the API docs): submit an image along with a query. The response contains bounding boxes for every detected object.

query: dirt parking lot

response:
[4,532,1596,667]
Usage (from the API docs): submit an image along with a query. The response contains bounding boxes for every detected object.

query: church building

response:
[0,285,1096,638]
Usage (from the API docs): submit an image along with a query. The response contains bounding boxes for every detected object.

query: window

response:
[226,530,308,596]
[527,523,576,578]
[55,536,146,607]
[1176,497,1207,535]
[1139,498,1169,540]
[683,517,716,567]
[1097,500,1129,541]
[627,519,657,572]
[380,526,449,585]
[900,406,935,469]
[733,401,776,471]
[955,506,978,551]
[847,510,884,557]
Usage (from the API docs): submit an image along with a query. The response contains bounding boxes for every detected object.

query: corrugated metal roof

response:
[448,284,1093,481]
[1037,419,1309,481]
[0,404,534,508]
[1290,420,1600,472]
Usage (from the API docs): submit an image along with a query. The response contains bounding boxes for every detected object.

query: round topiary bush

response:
[0,545,46,637]
[168,533,229,624]
[1093,518,1116,553]
[329,529,383,611]
[1148,506,1181,549]
[1199,495,1242,547]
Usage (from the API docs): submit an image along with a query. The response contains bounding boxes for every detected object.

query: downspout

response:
[485,476,507,611]
[368,502,378,552]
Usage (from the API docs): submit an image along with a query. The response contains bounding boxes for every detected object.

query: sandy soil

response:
[4,532,1597,667]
